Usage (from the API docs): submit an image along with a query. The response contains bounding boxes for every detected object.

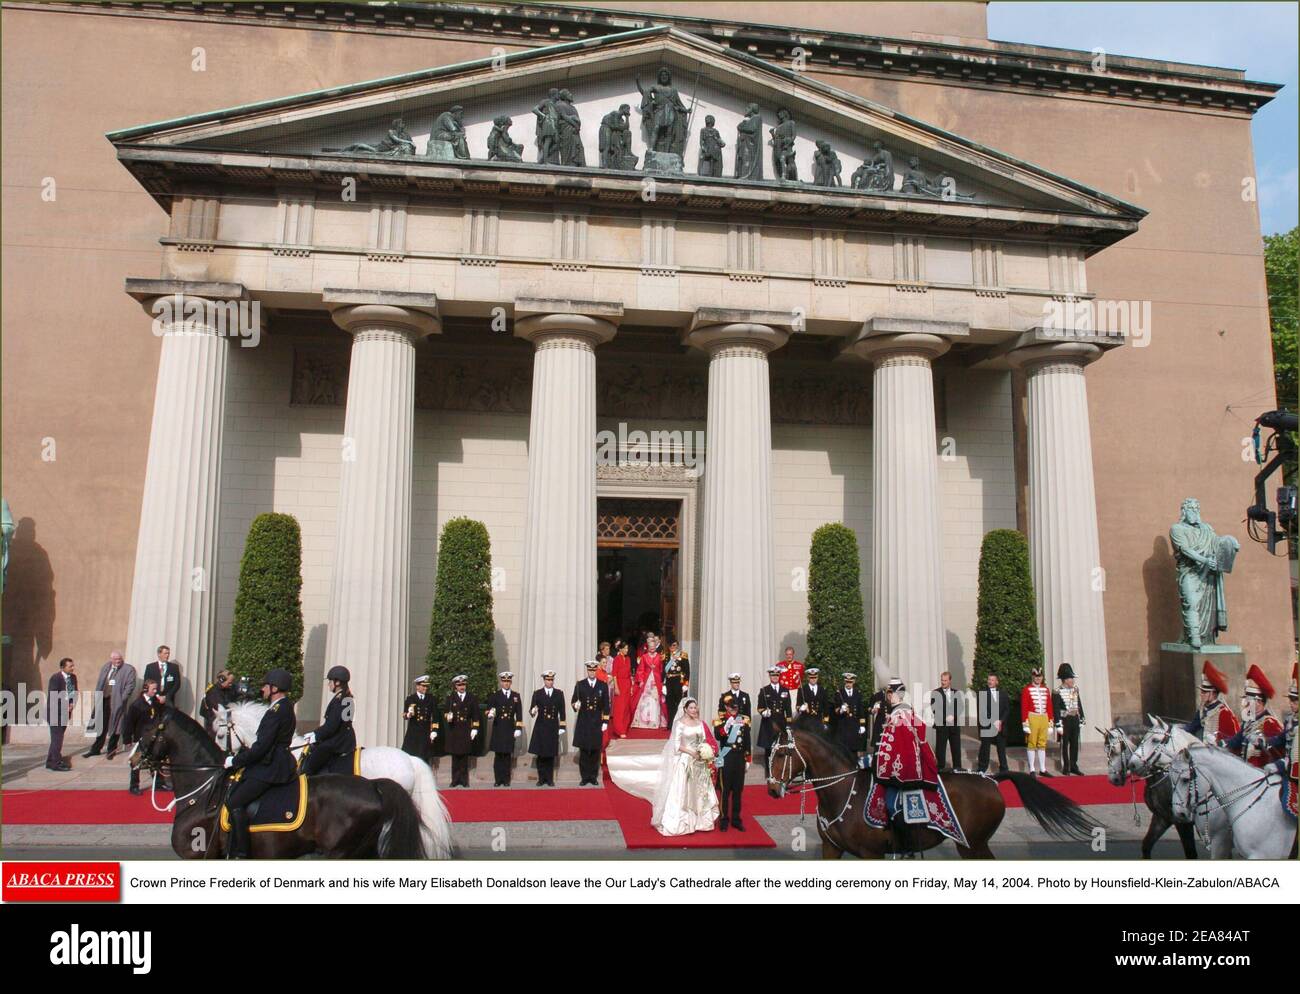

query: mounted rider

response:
[300,665,356,775]
[873,677,940,857]
[1225,664,1285,768]
[1265,664,1297,817]
[222,668,297,859]
[1181,660,1239,746]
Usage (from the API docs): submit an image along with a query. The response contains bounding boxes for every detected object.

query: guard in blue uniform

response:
[300,665,356,775]
[223,668,297,859]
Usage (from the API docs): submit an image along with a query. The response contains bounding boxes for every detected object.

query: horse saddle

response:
[864,778,969,847]
[220,776,308,833]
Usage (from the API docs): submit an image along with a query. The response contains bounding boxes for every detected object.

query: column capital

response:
[125,278,248,306]
[844,317,967,365]
[126,279,260,340]
[685,308,791,356]
[1005,339,1105,372]
[514,297,622,348]
[323,288,441,339]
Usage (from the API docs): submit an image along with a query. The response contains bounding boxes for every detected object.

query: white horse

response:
[1099,724,1197,858]
[1166,726,1296,860]
[215,701,452,859]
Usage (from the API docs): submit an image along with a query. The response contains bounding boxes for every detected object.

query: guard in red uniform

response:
[1225,664,1284,768]
[777,646,804,697]
[874,678,937,857]
[1020,668,1054,777]
[1181,660,1239,746]
[1267,666,1296,817]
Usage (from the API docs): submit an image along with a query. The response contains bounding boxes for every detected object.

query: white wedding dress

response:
[651,710,720,836]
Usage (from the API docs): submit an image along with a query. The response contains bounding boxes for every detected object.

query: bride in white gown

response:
[650,699,721,836]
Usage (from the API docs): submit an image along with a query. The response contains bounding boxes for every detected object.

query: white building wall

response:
[216,344,1013,721]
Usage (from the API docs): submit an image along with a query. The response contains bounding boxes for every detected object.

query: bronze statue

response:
[734,104,763,181]
[697,114,725,177]
[1169,498,1240,648]
[769,107,797,181]
[487,115,523,162]
[554,88,585,166]
[813,140,842,187]
[339,117,415,158]
[532,88,561,165]
[636,67,689,156]
[428,105,470,160]
[599,104,636,170]
[851,140,895,191]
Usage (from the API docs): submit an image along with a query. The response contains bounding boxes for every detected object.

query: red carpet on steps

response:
[603,783,778,849]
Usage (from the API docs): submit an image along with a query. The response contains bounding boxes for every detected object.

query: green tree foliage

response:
[806,523,871,694]
[1264,225,1298,408]
[227,513,305,698]
[425,518,497,702]
[972,529,1043,740]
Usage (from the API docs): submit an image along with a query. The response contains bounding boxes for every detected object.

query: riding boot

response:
[228,807,251,860]
[890,813,910,860]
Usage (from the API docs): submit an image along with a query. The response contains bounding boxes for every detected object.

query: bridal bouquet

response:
[696,743,715,766]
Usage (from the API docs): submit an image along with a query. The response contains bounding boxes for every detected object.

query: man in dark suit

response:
[485,671,524,786]
[123,677,160,794]
[46,657,77,771]
[222,668,297,859]
[756,665,792,773]
[142,645,182,706]
[716,673,752,721]
[714,696,751,832]
[930,670,964,771]
[443,674,481,787]
[976,671,1011,773]
[571,661,610,786]
[663,641,690,724]
[528,670,565,786]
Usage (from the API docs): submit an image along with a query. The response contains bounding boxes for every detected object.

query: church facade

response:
[1,2,1290,744]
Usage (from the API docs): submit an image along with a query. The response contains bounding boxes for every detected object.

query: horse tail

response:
[372,778,426,859]
[993,772,1098,841]
[408,758,453,859]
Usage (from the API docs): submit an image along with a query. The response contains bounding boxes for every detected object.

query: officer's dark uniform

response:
[663,651,690,726]
[528,682,566,786]
[486,681,524,786]
[830,683,868,755]
[756,679,791,772]
[300,672,355,776]
[796,678,830,729]
[714,702,752,831]
[571,671,610,786]
[716,686,752,721]
[444,684,481,787]
[226,669,297,859]
[401,684,438,761]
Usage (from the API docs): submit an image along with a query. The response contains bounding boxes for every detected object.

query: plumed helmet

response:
[1244,664,1275,701]
[1200,660,1228,696]
[326,665,351,683]
[1056,663,1075,680]
[262,668,294,692]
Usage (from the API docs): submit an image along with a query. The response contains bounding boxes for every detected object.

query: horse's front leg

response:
[820,836,844,859]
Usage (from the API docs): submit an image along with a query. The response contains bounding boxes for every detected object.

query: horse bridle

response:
[767,726,861,833]
[136,713,227,814]
[1177,750,1277,848]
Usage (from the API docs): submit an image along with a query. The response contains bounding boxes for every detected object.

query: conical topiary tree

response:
[425,518,497,706]
[972,528,1044,744]
[227,513,305,699]
[806,523,871,695]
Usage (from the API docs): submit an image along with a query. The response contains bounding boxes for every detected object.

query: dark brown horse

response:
[131,706,426,859]
[766,716,1097,859]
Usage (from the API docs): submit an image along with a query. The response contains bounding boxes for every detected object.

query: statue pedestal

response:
[1159,642,1246,721]
[643,151,684,175]
[424,139,457,161]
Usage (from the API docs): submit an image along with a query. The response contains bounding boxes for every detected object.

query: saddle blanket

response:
[220,776,308,833]
[865,776,968,847]
[313,747,364,776]
[1282,777,1297,820]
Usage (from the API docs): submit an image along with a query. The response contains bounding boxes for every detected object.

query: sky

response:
[988,1,1298,234]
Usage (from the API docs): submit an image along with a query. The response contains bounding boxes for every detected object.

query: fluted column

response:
[515,300,621,696]
[687,315,789,700]
[124,281,249,701]
[323,289,440,747]
[849,330,951,696]
[1009,341,1111,727]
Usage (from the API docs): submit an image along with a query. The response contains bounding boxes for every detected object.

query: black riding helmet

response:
[262,668,294,692]
[326,665,351,684]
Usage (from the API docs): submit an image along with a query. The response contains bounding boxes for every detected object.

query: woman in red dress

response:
[610,640,634,738]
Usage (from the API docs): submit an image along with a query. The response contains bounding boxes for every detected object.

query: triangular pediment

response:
[109,26,1143,237]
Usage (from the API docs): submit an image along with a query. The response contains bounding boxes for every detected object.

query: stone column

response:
[686,310,789,700]
[123,280,249,703]
[1009,340,1112,727]
[847,322,958,696]
[323,289,440,747]
[515,299,621,696]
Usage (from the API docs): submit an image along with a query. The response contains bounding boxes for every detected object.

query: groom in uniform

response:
[572,661,610,786]
[714,695,751,831]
